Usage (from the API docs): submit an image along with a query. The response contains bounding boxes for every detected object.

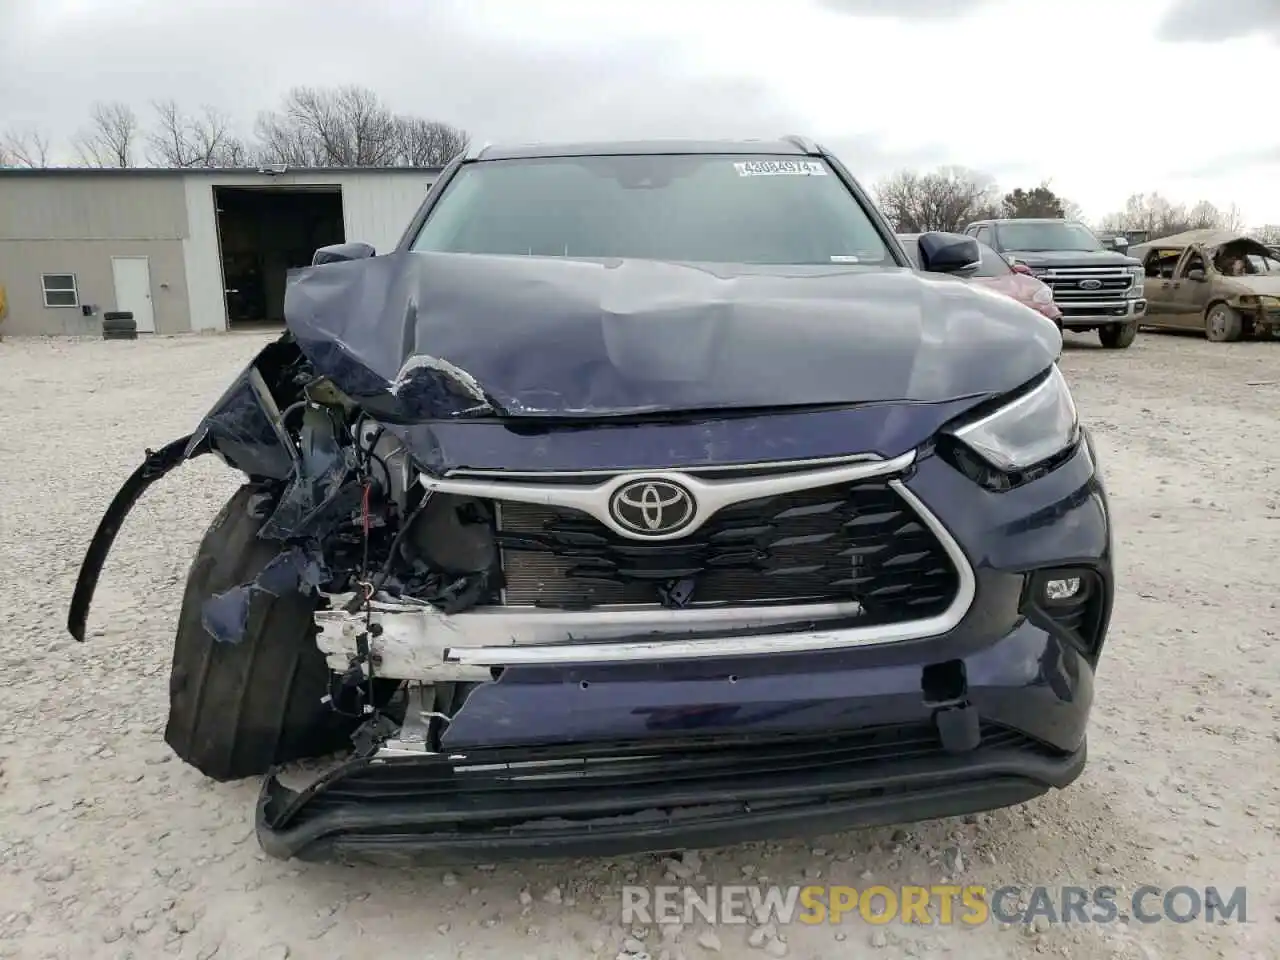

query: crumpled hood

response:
[282,251,1061,420]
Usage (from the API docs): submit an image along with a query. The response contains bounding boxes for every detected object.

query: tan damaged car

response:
[1132,229,1280,341]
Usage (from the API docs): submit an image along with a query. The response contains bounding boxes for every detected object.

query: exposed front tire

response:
[164,485,358,782]
[1205,303,1242,342]
[1098,321,1137,349]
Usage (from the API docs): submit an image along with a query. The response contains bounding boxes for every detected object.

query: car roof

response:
[469,137,823,161]
[970,218,1077,226]
[1128,228,1254,258]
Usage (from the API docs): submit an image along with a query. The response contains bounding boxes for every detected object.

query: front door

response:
[1141,249,1179,326]
[111,256,156,333]
[1168,246,1211,329]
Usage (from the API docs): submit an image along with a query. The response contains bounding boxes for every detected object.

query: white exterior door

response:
[111,256,156,333]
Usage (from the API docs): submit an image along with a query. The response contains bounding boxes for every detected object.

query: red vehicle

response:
[898,233,1062,326]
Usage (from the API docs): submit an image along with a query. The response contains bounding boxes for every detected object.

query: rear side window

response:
[411,154,893,266]
[972,242,1012,278]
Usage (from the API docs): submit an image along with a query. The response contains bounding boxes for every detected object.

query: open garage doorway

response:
[214,186,345,328]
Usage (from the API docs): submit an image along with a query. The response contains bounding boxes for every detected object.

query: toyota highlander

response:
[69,137,1114,864]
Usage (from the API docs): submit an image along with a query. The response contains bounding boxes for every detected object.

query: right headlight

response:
[948,366,1079,473]
[1126,265,1145,299]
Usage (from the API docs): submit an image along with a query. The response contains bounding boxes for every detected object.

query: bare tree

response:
[1,128,52,167]
[256,85,395,166]
[147,101,245,167]
[1253,223,1280,245]
[1099,192,1243,239]
[875,166,1001,233]
[391,116,469,166]
[255,85,468,167]
[73,101,139,167]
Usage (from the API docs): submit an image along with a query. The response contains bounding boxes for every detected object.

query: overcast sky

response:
[3,0,1278,224]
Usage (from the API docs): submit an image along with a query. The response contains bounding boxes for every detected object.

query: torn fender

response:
[67,338,307,642]
[67,433,203,641]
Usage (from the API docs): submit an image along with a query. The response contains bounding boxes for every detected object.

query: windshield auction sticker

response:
[734,160,827,176]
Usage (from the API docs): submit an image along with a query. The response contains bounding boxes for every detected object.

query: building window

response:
[42,273,80,308]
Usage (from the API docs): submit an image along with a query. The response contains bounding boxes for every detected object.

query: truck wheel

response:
[1205,304,1242,342]
[164,484,359,782]
[1098,321,1137,349]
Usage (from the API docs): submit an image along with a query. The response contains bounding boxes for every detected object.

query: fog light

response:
[1045,577,1082,602]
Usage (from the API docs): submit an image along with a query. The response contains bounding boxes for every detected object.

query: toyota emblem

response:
[1079,279,1103,290]
[609,479,696,537]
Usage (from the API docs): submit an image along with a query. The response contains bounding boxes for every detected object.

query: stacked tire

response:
[102,311,137,341]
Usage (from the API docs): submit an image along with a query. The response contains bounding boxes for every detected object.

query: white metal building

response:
[0,166,441,336]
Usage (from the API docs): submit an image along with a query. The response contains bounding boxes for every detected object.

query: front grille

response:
[1039,267,1134,304]
[490,479,960,622]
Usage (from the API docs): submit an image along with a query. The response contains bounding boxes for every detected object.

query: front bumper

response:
[260,436,1112,862]
[1059,298,1146,328]
[258,725,1086,864]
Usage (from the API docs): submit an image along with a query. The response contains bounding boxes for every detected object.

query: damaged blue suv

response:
[69,137,1113,864]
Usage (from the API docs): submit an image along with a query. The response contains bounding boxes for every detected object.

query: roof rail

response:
[780,134,821,155]
[464,141,493,161]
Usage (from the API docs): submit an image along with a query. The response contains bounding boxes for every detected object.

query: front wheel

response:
[1098,321,1138,349]
[1205,303,1242,342]
[165,485,362,782]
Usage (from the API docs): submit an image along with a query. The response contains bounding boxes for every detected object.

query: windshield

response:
[410,154,893,266]
[996,221,1103,253]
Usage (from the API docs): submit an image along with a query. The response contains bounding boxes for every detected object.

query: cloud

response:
[818,0,994,17]
[1175,144,1280,178]
[0,1,807,154]
[0,0,949,176]
[1157,0,1280,42]
[3,0,1280,223]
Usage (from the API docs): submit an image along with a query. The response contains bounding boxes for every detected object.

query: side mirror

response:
[312,242,376,266]
[1187,268,1206,282]
[917,232,981,275]
[1011,263,1034,276]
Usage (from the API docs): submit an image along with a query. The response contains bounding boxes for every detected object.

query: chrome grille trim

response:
[420,450,918,543]
[1037,266,1135,304]
[443,450,884,482]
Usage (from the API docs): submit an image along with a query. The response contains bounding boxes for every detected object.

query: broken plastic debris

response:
[201,546,330,644]
[258,406,358,541]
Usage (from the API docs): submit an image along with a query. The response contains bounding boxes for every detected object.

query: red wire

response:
[361,480,372,536]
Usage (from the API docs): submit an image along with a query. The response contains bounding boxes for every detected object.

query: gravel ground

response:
[1,330,1277,960]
